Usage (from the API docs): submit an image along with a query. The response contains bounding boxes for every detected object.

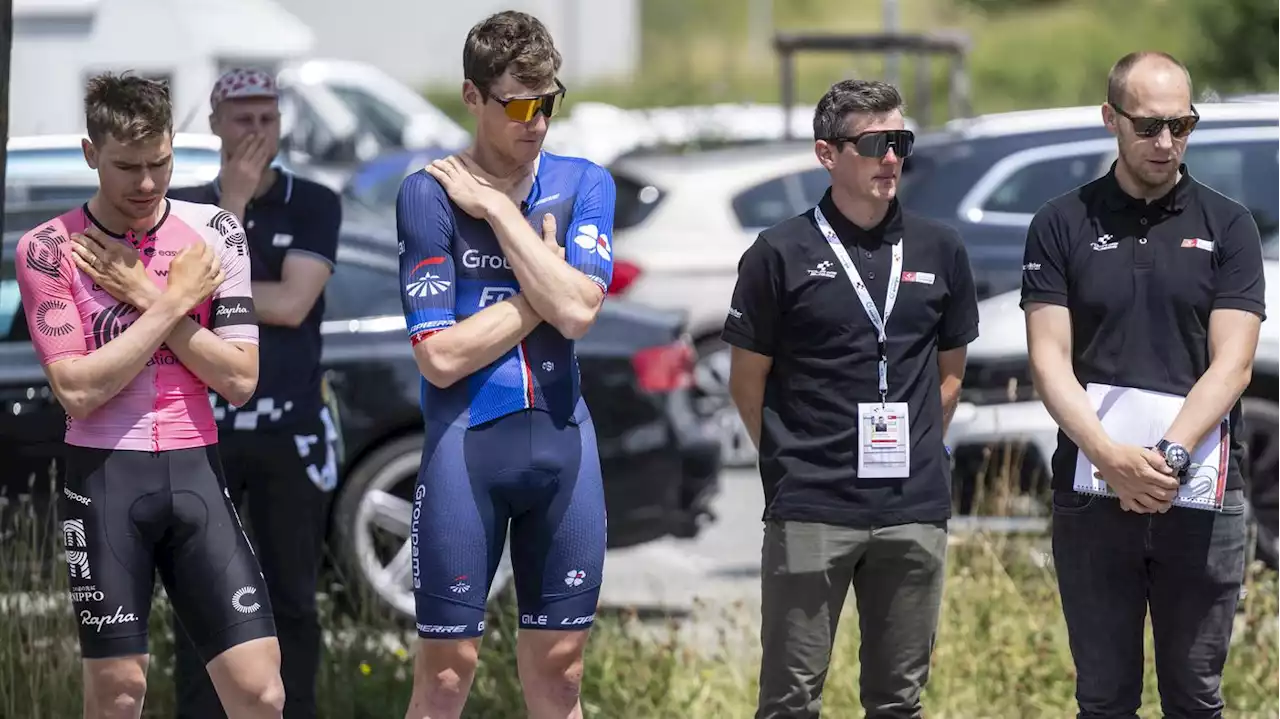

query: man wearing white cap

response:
[169,67,342,719]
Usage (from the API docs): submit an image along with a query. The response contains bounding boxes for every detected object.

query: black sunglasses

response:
[1109,103,1200,138]
[822,129,915,159]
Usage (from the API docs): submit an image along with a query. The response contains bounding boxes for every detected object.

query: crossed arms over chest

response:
[17,218,261,418]
[395,168,616,388]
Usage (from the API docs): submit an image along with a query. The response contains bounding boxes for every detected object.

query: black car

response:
[0,219,722,617]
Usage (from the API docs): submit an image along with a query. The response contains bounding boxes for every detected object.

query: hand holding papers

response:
[1073,383,1229,512]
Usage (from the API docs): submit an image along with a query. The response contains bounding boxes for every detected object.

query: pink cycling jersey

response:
[15,199,258,451]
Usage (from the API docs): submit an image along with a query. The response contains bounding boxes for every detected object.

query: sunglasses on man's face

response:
[1110,103,1200,138]
[824,129,915,159]
[487,79,567,123]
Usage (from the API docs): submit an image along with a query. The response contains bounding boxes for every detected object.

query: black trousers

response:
[174,406,340,719]
[1051,489,1247,718]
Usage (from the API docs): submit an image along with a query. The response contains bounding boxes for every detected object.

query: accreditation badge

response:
[857,402,910,479]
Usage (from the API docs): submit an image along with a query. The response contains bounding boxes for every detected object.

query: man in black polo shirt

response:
[723,79,979,719]
[169,68,343,719]
[1022,51,1265,717]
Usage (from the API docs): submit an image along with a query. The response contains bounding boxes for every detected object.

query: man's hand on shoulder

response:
[426,154,519,220]
[70,227,160,310]
[166,243,225,313]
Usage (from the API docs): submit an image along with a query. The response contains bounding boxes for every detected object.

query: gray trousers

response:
[756,520,949,719]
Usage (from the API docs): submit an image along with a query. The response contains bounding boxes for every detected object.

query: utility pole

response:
[0,0,11,211]
[748,0,773,67]
[0,0,12,265]
[883,0,900,87]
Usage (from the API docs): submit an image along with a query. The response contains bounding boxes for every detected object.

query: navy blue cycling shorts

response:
[411,406,607,639]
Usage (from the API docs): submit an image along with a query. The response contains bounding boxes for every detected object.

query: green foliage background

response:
[426,0,1278,130]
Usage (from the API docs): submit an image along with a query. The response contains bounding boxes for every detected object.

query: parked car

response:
[605,101,1280,468]
[4,132,333,219]
[273,57,470,191]
[338,147,453,230]
[604,141,819,466]
[903,102,1278,299]
[0,213,722,618]
[4,133,224,234]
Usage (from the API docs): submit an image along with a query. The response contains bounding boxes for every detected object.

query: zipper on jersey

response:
[151,358,161,452]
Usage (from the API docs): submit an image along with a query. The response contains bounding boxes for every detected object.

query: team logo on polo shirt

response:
[1181,238,1215,252]
[808,260,838,279]
[901,271,935,285]
[1091,234,1119,252]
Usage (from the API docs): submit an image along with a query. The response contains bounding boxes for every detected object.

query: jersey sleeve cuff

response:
[938,325,980,352]
[286,248,337,271]
[1212,296,1267,321]
[409,321,455,345]
[721,328,773,356]
[213,330,259,346]
[40,349,88,365]
[1019,290,1068,309]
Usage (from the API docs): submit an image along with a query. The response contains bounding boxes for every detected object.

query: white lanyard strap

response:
[812,205,903,404]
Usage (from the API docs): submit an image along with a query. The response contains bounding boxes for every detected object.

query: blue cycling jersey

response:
[396,152,616,427]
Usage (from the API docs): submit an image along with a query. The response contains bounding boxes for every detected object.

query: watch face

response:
[1166,445,1190,470]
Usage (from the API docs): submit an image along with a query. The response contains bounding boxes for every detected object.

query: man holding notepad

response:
[1021,51,1265,718]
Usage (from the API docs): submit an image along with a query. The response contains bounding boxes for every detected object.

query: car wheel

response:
[331,434,514,620]
[1242,398,1279,570]
[692,337,757,468]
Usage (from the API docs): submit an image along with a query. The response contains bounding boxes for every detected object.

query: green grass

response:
[3,458,1277,717]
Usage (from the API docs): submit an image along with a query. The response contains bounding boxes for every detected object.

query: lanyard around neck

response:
[812,205,903,405]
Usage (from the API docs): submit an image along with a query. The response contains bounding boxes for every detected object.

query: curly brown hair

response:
[84,71,173,145]
[463,11,562,96]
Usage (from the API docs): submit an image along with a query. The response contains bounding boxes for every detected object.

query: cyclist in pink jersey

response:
[13,73,285,719]
[23,201,257,450]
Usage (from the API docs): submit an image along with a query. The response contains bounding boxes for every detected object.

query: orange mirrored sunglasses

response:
[490,79,567,123]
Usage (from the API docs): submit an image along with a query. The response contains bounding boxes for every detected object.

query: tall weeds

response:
[2,463,1276,718]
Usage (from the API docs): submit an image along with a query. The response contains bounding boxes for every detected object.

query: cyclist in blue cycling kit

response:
[396,11,614,719]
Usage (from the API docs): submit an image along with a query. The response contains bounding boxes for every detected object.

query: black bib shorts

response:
[60,444,276,660]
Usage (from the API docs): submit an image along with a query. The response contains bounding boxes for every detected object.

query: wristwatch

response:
[1155,439,1191,483]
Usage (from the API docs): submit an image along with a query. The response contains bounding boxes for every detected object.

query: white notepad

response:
[1072,383,1229,512]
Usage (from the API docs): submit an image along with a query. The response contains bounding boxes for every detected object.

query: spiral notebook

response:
[1072,383,1230,512]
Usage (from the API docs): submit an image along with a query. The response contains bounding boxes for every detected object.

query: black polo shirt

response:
[722,189,980,529]
[169,170,341,432]
[1020,162,1267,492]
